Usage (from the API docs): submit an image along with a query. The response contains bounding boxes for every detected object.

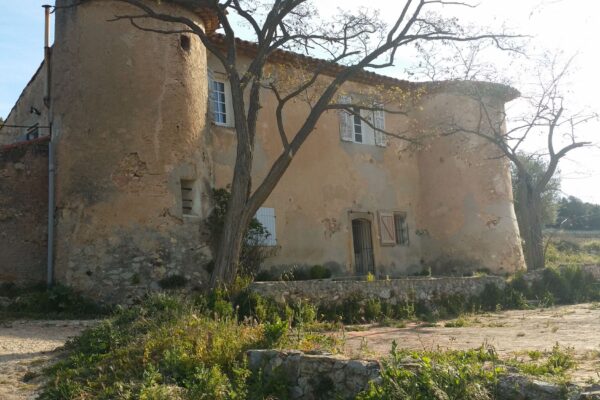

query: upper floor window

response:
[209,72,234,127]
[339,96,387,147]
[352,107,364,143]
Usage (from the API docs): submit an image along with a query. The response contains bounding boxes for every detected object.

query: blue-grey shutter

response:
[256,207,277,246]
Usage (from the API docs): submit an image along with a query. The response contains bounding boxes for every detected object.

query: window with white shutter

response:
[338,95,354,142]
[339,96,386,147]
[373,105,387,147]
[378,212,396,245]
[255,207,277,246]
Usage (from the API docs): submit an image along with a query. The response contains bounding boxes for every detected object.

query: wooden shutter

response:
[373,105,387,147]
[338,95,353,142]
[378,211,396,245]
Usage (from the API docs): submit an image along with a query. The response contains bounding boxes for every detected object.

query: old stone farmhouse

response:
[0,0,525,301]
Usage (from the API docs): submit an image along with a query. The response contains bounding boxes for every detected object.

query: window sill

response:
[211,121,235,129]
[183,214,202,223]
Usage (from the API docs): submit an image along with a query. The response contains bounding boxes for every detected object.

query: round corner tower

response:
[50,0,215,301]
[415,82,526,276]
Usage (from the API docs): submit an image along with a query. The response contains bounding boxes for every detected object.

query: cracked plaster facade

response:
[0,0,525,301]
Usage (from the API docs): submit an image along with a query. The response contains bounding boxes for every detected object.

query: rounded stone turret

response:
[51,0,213,300]
[415,82,526,275]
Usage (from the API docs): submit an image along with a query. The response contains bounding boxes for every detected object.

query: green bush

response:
[40,293,342,400]
[357,343,500,400]
[0,284,108,319]
[206,188,276,279]
[309,265,332,280]
[40,294,275,400]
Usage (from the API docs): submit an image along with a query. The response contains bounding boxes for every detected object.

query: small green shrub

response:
[512,343,576,377]
[357,343,500,400]
[309,265,332,280]
[206,188,276,279]
[0,284,108,319]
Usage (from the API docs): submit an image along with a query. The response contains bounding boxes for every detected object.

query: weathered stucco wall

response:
[209,55,424,277]
[0,0,524,298]
[50,0,212,301]
[0,62,49,145]
[249,275,506,306]
[416,89,525,275]
[0,139,49,284]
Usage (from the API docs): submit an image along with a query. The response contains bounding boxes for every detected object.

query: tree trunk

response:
[515,178,545,270]
[210,160,257,287]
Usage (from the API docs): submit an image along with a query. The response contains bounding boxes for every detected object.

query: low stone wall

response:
[0,138,49,285]
[246,350,380,399]
[249,275,505,306]
[247,350,599,400]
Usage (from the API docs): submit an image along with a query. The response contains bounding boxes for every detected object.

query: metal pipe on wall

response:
[43,4,55,288]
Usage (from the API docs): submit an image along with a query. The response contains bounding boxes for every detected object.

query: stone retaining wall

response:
[248,275,506,306]
[247,349,600,400]
[246,350,380,399]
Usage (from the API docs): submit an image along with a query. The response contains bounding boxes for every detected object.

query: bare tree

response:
[447,56,597,269]
[73,0,519,286]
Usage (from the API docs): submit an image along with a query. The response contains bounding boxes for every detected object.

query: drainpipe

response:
[43,4,55,288]
[43,5,51,107]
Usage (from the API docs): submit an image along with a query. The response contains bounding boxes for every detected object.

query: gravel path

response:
[341,303,600,384]
[0,320,96,400]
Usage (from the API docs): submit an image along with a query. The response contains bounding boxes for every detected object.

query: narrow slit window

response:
[181,180,195,216]
[180,35,191,51]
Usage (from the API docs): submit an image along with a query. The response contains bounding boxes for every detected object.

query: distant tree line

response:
[554,196,600,231]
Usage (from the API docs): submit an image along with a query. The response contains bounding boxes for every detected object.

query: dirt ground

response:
[341,302,600,385]
[1,304,599,398]
[0,320,95,400]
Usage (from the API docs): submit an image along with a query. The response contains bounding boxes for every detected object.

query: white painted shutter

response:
[208,70,216,119]
[378,211,396,245]
[360,108,375,145]
[338,95,353,142]
[374,105,387,147]
[256,207,277,246]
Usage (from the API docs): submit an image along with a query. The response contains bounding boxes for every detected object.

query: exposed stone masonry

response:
[249,275,506,306]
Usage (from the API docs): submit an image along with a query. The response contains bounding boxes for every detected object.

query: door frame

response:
[347,211,376,276]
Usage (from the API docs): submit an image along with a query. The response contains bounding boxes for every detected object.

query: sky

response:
[0,0,598,202]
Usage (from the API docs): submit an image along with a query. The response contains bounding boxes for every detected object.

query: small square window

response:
[180,179,196,216]
[26,125,39,140]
